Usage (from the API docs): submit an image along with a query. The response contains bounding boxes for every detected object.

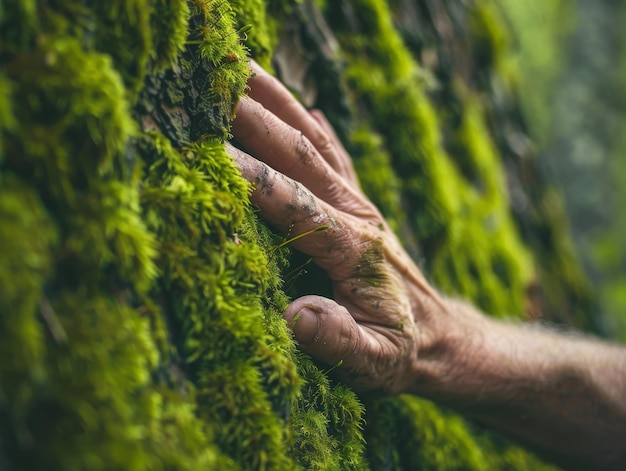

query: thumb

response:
[284,295,363,368]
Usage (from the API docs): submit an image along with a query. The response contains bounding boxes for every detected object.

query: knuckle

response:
[292,131,317,165]
[314,128,335,156]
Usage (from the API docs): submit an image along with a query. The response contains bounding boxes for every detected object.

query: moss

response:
[0,72,14,162]
[290,354,367,470]
[150,0,191,70]
[350,126,404,234]
[1,1,242,468]
[316,0,554,468]
[229,0,278,69]
[3,38,136,200]
[139,134,298,469]
[188,0,252,140]
[5,292,228,471]
[468,0,514,86]
[0,0,588,469]
[0,0,38,57]
[365,396,561,471]
[0,176,56,414]
[364,397,484,470]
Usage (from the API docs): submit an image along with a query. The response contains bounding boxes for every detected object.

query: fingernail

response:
[288,308,319,345]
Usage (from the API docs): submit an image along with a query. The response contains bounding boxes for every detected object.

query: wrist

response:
[408,297,491,400]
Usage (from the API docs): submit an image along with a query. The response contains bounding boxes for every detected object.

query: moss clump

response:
[150,0,191,70]
[183,0,252,140]
[0,72,14,162]
[351,126,404,235]
[138,74,304,468]
[468,0,514,86]
[1,1,247,469]
[365,396,560,471]
[290,355,367,470]
[3,38,135,199]
[229,0,278,69]
[0,176,56,414]
[0,0,38,57]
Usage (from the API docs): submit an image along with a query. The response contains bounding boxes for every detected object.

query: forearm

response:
[414,300,626,470]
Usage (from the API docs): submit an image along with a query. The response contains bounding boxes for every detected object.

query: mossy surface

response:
[1,0,590,469]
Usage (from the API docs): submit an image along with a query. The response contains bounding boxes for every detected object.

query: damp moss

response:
[350,125,404,234]
[139,133,298,469]
[0,176,56,412]
[0,0,38,56]
[0,72,14,162]
[229,0,278,69]
[318,0,555,468]
[138,132,368,469]
[3,38,136,198]
[189,0,252,139]
[150,0,191,70]
[290,354,367,470]
[468,0,515,87]
[1,1,251,469]
[365,396,560,471]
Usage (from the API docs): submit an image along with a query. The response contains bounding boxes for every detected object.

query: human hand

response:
[228,62,626,471]
[229,61,450,394]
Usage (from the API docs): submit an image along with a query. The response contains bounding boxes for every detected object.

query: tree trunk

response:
[0,0,594,469]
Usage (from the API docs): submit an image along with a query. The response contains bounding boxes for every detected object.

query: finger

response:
[232,97,358,213]
[226,143,356,267]
[247,60,349,176]
[284,295,400,392]
[309,109,360,188]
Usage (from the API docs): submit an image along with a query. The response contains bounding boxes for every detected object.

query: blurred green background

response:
[501,0,626,341]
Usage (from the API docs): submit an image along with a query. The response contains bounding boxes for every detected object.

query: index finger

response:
[232,97,364,216]
[227,143,355,270]
[247,60,351,179]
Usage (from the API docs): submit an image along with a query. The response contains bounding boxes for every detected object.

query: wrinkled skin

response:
[229,61,446,394]
[229,63,626,471]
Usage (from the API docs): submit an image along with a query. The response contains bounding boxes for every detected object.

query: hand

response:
[229,61,448,394]
[228,63,626,471]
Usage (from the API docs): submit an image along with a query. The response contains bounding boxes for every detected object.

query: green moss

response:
[365,396,560,471]
[0,72,14,162]
[139,134,299,469]
[187,0,252,139]
[150,0,191,70]
[86,1,154,95]
[0,0,38,57]
[316,0,554,468]
[290,355,367,470]
[1,2,243,468]
[469,0,514,86]
[351,126,404,234]
[4,38,136,199]
[0,176,56,413]
[229,0,277,69]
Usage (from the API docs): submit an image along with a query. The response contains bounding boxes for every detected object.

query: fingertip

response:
[309,108,324,121]
[284,296,363,368]
[285,306,319,345]
[249,58,262,73]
